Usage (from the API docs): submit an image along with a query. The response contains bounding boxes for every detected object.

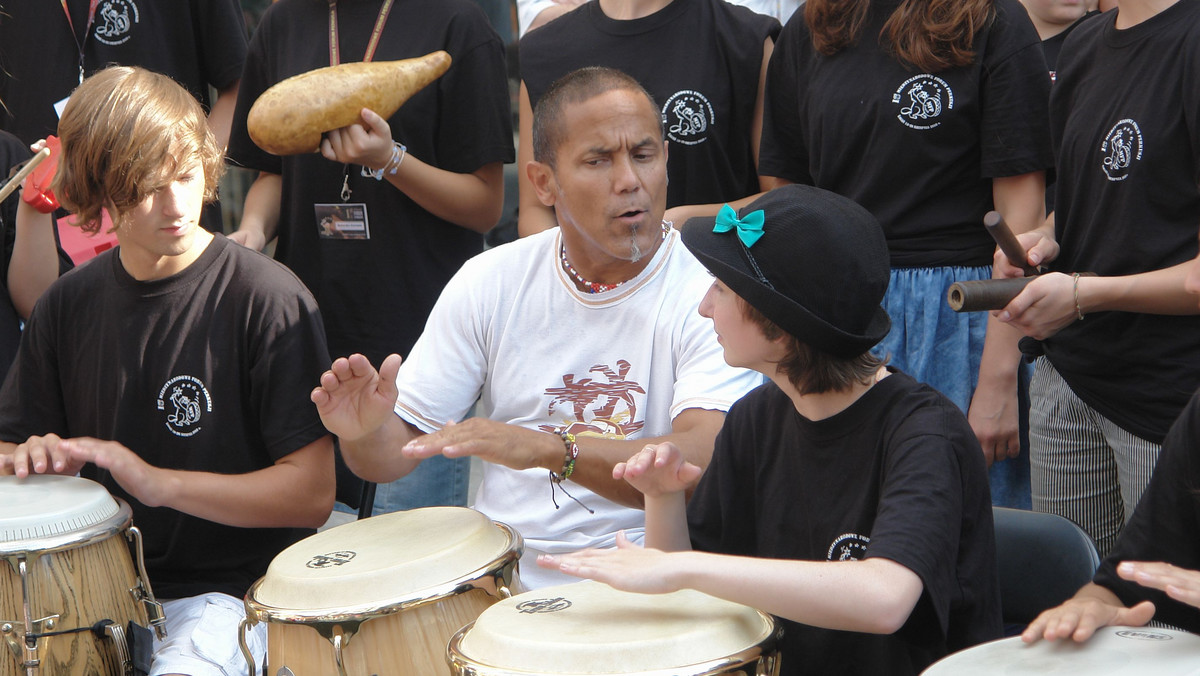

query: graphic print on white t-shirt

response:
[539,359,646,438]
[892,74,955,130]
[1100,119,1143,182]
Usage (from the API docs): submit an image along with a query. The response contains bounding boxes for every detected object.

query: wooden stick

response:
[984,210,1039,277]
[947,278,1034,312]
[948,273,1097,312]
[0,147,52,204]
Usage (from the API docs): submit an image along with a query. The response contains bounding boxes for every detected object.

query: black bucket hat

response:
[681,185,891,359]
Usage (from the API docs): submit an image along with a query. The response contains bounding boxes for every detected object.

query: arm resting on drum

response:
[545,545,924,635]
[676,553,924,634]
[1021,581,1155,643]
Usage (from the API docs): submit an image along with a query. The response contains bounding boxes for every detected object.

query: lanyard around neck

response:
[60,0,101,83]
[328,0,395,67]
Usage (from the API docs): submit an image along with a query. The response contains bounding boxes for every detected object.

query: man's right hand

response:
[1,433,87,477]
[311,353,403,442]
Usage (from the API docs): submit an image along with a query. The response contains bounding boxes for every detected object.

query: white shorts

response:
[152,593,265,676]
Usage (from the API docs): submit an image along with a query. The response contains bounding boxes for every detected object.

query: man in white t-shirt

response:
[312,66,758,588]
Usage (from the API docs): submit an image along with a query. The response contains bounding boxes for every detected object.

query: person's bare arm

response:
[230,172,281,251]
[968,171,1045,465]
[542,542,924,634]
[323,109,504,233]
[2,435,335,528]
[402,407,726,508]
[8,200,60,318]
[207,80,240,150]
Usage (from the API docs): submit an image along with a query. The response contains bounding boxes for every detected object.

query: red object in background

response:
[22,136,61,214]
[57,210,119,265]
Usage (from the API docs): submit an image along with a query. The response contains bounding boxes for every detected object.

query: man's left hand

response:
[400,418,559,472]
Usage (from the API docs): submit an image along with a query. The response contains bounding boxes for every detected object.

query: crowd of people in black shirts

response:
[0,0,1198,674]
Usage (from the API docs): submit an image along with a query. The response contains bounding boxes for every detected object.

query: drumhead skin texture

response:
[254,506,515,610]
[922,626,1200,675]
[0,475,121,545]
[453,580,778,673]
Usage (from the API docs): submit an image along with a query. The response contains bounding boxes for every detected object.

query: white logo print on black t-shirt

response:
[93,0,139,46]
[156,375,212,438]
[663,90,714,146]
[892,75,955,130]
[1100,119,1143,182]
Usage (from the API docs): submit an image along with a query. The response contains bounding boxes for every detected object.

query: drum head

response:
[0,475,121,547]
[453,580,777,674]
[253,506,515,611]
[922,626,1200,675]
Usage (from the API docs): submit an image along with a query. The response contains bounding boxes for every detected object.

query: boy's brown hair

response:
[53,66,224,234]
[738,295,886,396]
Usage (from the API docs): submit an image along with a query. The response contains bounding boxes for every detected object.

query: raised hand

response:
[311,353,403,441]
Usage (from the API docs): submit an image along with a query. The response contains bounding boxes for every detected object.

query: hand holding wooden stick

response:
[0,147,51,204]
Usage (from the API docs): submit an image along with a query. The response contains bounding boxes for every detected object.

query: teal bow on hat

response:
[713,204,765,248]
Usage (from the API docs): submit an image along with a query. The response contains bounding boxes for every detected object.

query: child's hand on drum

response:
[1021,584,1156,644]
[311,353,403,442]
[537,531,687,595]
[1117,561,1200,611]
[2,433,87,477]
[614,442,702,498]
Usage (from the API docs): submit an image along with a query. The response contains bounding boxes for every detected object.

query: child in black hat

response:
[539,184,1002,675]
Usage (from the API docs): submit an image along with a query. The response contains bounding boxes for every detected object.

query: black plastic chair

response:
[992,507,1101,630]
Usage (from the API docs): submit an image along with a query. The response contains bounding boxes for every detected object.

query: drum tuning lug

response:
[126,527,168,640]
[1,621,20,661]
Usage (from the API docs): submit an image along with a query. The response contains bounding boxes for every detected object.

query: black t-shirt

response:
[1093,388,1200,633]
[519,0,780,210]
[0,0,247,145]
[760,0,1051,268]
[1041,10,1101,214]
[688,372,1002,676]
[0,235,331,599]
[227,0,514,364]
[1040,0,1200,444]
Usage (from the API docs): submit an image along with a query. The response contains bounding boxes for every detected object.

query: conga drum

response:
[0,475,164,676]
[241,506,522,676]
[922,625,1200,674]
[446,580,782,675]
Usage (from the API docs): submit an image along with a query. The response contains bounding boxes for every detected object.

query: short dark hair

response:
[531,66,663,168]
[738,296,887,395]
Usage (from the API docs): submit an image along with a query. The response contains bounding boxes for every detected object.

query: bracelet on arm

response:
[1072,272,1085,321]
[360,141,407,180]
[548,428,593,513]
[551,430,580,483]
